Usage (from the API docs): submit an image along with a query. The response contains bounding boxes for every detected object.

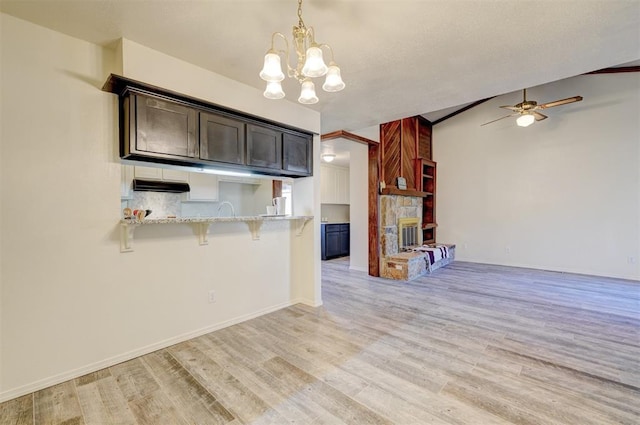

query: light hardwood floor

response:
[2,259,639,424]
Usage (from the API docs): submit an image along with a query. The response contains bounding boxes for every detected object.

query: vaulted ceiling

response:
[1,0,638,133]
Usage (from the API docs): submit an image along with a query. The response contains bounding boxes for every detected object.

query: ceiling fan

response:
[481,89,583,127]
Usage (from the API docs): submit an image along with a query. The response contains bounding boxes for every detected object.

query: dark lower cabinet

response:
[131,93,198,158]
[321,223,350,260]
[200,112,246,165]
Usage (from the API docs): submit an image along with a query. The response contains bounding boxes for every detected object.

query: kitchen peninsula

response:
[120,215,313,251]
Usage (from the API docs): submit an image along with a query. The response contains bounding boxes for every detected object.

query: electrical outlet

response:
[505,246,511,254]
[463,243,468,250]
[628,256,636,264]
[208,290,216,303]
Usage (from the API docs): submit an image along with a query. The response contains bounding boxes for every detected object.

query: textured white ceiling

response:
[1,0,638,133]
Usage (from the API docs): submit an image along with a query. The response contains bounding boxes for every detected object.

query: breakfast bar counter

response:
[120,215,314,252]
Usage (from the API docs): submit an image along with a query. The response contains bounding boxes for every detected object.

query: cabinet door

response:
[162,169,189,182]
[336,167,350,204]
[320,165,333,203]
[134,93,198,158]
[200,112,246,165]
[134,166,163,180]
[188,172,219,201]
[320,164,350,204]
[283,132,312,175]
[326,231,341,258]
[339,225,350,256]
[247,124,282,170]
[133,166,188,182]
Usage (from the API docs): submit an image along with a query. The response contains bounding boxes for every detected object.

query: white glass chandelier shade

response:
[259,51,285,82]
[321,153,336,162]
[516,113,535,127]
[301,45,328,78]
[264,81,285,99]
[298,79,319,104]
[322,63,345,92]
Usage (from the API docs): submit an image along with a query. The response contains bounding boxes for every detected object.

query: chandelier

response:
[259,0,345,104]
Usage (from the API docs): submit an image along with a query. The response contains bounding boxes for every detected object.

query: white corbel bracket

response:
[296,217,313,236]
[246,220,263,240]
[120,222,140,253]
[197,223,212,245]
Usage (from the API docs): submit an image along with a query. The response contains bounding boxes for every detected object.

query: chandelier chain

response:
[297,0,305,28]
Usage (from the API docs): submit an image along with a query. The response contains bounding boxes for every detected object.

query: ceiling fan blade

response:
[532,111,547,121]
[538,96,583,109]
[481,113,517,126]
[499,105,521,111]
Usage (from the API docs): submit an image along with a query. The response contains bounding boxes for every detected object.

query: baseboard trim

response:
[349,265,368,273]
[459,260,639,282]
[0,299,297,403]
[293,297,323,307]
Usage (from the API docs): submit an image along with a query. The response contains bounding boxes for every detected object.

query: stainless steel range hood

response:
[132,179,190,193]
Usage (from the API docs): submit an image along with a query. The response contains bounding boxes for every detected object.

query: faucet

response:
[217,201,236,217]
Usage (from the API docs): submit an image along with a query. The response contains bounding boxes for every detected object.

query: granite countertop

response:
[121,215,313,225]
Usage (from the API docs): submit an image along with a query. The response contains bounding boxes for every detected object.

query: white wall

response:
[0,14,321,400]
[348,142,369,272]
[348,126,379,273]
[351,125,380,144]
[434,74,640,280]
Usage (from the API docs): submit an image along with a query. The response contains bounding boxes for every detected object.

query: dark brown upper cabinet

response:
[200,112,246,166]
[104,74,313,177]
[283,132,313,176]
[130,93,198,159]
[247,124,282,170]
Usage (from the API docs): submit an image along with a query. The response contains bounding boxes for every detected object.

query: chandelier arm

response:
[270,32,288,49]
[317,43,336,63]
[270,32,298,80]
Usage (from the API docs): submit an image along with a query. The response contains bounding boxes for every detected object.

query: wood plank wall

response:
[401,117,418,191]
[371,115,432,276]
[380,116,431,191]
[380,120,402,188]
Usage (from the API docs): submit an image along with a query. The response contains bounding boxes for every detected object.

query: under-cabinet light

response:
[199,168,253,178]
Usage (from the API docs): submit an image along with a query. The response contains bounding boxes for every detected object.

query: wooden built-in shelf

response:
[422,222,437,230]
[380,187,429,197]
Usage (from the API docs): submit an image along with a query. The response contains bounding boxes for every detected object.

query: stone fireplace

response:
[379,194,427,280]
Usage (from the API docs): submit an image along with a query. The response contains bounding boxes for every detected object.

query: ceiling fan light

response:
[263,81,285,99]
[259,51,285,82]
[298,79,319,104]
[322,153,336,162]
[322,64,345,92]
[302,45,328,78]
[516,113,535,127]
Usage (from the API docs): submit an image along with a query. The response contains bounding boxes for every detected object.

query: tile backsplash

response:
[181,201,218,217]
[126,191,182,218]
[122,178,273,219]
